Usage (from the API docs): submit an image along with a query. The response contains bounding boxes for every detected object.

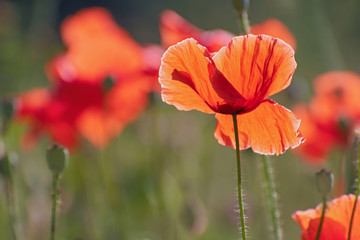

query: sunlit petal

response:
[214,100,303,155]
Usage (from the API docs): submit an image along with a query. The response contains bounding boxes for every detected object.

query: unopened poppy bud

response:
[0,152,12,179]
[102,76,116,92]
[232,0,249,14]
[315,169,333,196]
[46,144,69,174]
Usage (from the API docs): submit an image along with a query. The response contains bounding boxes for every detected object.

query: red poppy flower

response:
[292,194,360,240]
[294,71,360,162]
[250,18,297,50]
[159,34,303,155]
[16,7,151,149]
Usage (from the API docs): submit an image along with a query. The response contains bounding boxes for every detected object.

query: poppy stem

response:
[5,179,17,240]
[232,0,250,34]
[232,114,247,240]
[239,10,250,35]
[315,196,327,240]
[260,155,282,240]
[50,173,60,240]
[347,142,360,240]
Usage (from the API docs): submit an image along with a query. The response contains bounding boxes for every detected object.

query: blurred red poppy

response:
[159,34,303,155]
[292,194,360,240]
[16,7,151,149]
[294,71,360,163]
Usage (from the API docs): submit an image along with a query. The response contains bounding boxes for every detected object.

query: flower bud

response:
[46,144,69,174]
[232,0,249,14]
[315,169,333,197]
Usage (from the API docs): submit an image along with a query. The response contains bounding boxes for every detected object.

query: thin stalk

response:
[233,0,250,35]
[347,142,360,240]
[50,173,60,240]
[239,11,250,35]
[260,155,282,240]
[315,196,327,240]
[232,114,246,240]
[5,180,17,240]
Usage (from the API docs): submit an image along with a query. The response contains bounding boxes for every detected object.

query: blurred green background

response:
[0,0,359,239]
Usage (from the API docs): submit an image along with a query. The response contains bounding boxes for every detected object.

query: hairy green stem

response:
[50,173,60,240]
[261,155,282,240]
[348,142,360,240]
[232,114,246,240]
[315,196,327,240]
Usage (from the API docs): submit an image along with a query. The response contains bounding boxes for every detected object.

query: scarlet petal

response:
[303,217,346,240]
[199,30,234,52]
[159,38,218,113]
[214,100,303,155]
[76,108,110,148]
[292,194,360,240]
[15,88,79,149]
[250,18,297,50]
[105,76,149,130]
[60,7,143,81]
[213,34,296,104]
[15,88,51,118]
[160,10,202,49]
[293,104,338,164]
[75,75,149,148]
[160,10,233,52]
[292,208,321,231]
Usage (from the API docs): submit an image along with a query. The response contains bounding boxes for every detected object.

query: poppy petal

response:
[15,88,51,118]
[160,9,233,52]
[293,195,360,240]
[159,38,218,113]
[250,18,297,50]
[198,30,234,52]
[76,108,111,148]
[105,76,149,129]
[160,9,202,48]
[292,208,321,230]
[214,99,303,155]
[293,104,338,163]
[303,217,346,240]
[60,7,143,81]
[213,34,296,105]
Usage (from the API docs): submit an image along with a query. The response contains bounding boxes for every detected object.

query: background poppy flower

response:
[292,194,360,240]
[294,71,360,163]
[16,7,152,149]
[159,34,303,155]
